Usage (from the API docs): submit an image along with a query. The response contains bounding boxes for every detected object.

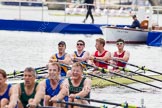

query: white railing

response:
[0,0,162,25]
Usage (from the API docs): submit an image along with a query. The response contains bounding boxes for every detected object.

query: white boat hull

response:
[101,26,148,44]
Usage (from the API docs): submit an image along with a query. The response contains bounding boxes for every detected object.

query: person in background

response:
[16,67,43,108]
[28,62,68,108]
[64,62,91,108]
[111,39,130,73]
[130,15,141,29]
[49,41,71,76]
[83,0,94,24]
[0,69,18,108]
[89,38,111,70]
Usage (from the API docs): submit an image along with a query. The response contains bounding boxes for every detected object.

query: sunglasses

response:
[116,42,124,45]
[77,43,84,46]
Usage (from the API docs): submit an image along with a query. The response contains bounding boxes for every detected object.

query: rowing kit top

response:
[0,84,11,100]
[113,51,126,67]
[94,50,108,69]
[68,77,90,99]
[52,53,68,76]
[20,82,43,108]
[74,51,85,58]
[45,79,68,101]
[73,51,87,68]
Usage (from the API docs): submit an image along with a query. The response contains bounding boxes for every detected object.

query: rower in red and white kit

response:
[89,38,111,74]
[112,38,130,72]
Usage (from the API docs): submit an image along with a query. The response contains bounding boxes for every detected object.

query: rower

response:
[71,40,90,63]
[49,41,72,76]
[111,39,130,73]
[15,67,43,108]
[89,38,111,74]
[67,40,90,77]
[0,69,18,108]
[64,62,91,108]
[28,62,68,108]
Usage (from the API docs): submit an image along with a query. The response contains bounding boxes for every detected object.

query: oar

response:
[75,96,142,108]
[7,66,47,76]
[52,100,106,108]
[26,104,63,108]
[82,62,162,89]
[60,63,145,92]
[8,70,48,79]
[94,59,162,83]
[112,58,162,75]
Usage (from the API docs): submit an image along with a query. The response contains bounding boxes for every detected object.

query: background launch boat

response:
[101,26,149,44]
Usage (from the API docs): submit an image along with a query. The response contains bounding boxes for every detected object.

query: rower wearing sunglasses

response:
[111,39,130,73]
[71,40,90,63]
[67,40,90,77]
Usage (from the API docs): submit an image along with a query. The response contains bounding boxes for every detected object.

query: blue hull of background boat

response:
[0,19,130,34]
[1,2,42,7]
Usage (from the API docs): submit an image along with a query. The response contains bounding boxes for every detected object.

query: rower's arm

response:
[8,85,19,108]
[95,51,111,62]
[75,51,90,62]
[113,51,130,62]
[121,51,130,62]
[58,54,72,65]
[56,79,69,100]
[74,78,91,98]
[30,80,46,106]
[49,54,57,62]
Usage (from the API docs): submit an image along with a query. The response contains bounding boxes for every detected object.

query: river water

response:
[0,30,162,108]
[0,5,162,108]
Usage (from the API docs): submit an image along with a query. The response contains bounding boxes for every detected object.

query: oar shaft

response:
[77,97,121,106]
[76,97,141,108]
[113,58,162,75]
[88,73,145,92]
[56,101,100,108]
[120,67,162,82]
[109,70,162,89]
[94,59,162,83]
[7,67,47,76]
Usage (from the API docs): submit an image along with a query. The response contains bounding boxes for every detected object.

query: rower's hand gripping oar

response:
[112,58,162,75]
[94,59,162,83]
[61,63,145,92]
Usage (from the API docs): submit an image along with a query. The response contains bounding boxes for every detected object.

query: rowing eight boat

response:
[7,75,162,88]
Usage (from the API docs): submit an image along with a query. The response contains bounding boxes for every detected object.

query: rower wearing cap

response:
[112,39,130,72]
[49,41,71,76]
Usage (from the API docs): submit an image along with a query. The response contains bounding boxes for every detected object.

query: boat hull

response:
[101,26,148,44]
